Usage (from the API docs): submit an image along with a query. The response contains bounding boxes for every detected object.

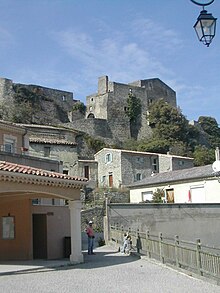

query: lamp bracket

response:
[190,0,215,7]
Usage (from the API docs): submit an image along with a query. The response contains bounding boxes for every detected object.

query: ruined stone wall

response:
[0,76,177,146]
[0,78,14,101]
[0,78,77,124]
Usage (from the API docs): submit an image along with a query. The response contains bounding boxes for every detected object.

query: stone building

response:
[19,124,98,189]
[94,148,194,189]
[25,124,79,175]
[0,120,61,172]
[69,75,177,145]
[0,75,177,145]
[0,120,88,262]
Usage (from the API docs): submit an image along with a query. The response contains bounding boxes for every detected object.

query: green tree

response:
[125,93,141,122]
[152,188,164,203]
[72,101,86,114]
[84,135,106,153]
[198,116,220,148]
[137,138,170,154]
[148,99,189,143]
[193,145,215,166]
[122,138,139,151]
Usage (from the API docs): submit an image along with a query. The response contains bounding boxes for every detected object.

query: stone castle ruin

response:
[0,75,177,145]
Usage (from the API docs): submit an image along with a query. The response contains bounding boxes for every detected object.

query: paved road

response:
[0,246,219,293]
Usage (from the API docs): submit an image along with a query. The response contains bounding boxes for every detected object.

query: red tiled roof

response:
[0,161,87,182]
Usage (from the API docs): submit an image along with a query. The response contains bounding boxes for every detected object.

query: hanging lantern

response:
[194,9,217,47]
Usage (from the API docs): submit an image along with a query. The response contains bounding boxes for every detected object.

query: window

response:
[190,185,205,203]
[44,146,51,157]
[105,153,112,163]
[148,98,153,106]
[136,173,142,181]
[101,176,106,187]
[84,166,89,179]
[63,170,69,175]
[4,139,15,153]
[152,158,158,172]
[32,199,41,205]
[142,191,153,202]
[2,216,15,239]
[3,135,17,153]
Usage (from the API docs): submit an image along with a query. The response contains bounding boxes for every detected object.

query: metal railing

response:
[110,225,220,281]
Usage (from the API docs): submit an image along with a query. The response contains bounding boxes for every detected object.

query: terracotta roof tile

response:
[0,161,87,182]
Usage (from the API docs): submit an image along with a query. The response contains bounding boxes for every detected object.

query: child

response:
[121,233,128,253]
[125,235,132,255]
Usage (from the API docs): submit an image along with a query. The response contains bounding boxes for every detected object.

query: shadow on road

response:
[0,246,139,276]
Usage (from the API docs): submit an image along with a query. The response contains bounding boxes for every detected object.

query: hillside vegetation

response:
[121,99,220,166]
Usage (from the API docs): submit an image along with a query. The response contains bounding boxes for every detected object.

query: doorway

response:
[32,214,47,259]
[109,174,113,188]
[166,189,174,203]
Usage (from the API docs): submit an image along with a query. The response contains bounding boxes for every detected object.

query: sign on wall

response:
[2,216,15,239]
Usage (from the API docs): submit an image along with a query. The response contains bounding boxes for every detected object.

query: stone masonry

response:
[0,75,177,146]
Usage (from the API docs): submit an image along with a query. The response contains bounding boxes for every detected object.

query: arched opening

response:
[87,113,95,119]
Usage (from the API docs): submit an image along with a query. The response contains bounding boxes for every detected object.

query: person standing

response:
[86,221,95,255]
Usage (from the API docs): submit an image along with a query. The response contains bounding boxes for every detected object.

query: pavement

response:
[0,245,220,293]
[0,245,118,276]
[0,258,72,276]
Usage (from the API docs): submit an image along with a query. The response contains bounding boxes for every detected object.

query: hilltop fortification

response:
[0,75,176,145]
[68,75,176,144]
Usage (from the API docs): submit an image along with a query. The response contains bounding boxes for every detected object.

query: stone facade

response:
[0,76,182,191]
[85,76,176,143]
[78,159,98,189]
[24,124,80,176]
[0,120,62,172]
[0,77,78,124]
[95,148,194,189]
[0,75,177,145]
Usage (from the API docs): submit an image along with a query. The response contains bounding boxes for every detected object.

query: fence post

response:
[159,232,164,264]
[136,229,140,253]
[128,227,131,235]
[115,223,119,246]
[121,225,124,246]
[175,235,180,268]
[196,239,203,276]
[146,230,151,258]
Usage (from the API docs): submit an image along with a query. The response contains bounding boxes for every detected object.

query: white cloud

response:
[51,25,171,87]
[131,18,183,50]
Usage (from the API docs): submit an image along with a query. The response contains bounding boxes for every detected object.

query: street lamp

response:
[190,0,217,47]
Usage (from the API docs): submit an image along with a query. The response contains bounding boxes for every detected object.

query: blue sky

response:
[0,0,219,123]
